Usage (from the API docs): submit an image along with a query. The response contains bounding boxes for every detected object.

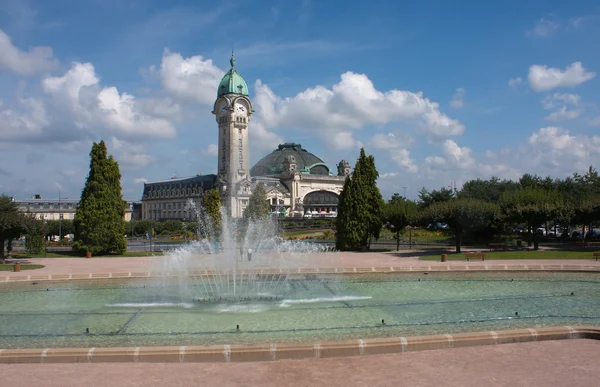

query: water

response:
[0,271,599,349]
[154,201,327,301]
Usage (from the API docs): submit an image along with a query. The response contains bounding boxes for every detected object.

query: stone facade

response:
[15,196,141,222]
[140,54,350,219]
[140,175,216,220]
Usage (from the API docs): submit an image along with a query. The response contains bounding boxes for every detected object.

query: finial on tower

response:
[230,49,236,69]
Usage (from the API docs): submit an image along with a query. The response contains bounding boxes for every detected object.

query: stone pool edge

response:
[0,326,597,363]
[2,263,600,283]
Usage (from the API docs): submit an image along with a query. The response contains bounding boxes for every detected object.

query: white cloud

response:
[253,72,463,150]
[424,140,519,181]
[541,93,580,109]
[528,62,596,92]
[379,172,398,179]
[541,93,583,122]
[528,18,559,38]
[42,62,176,139]
[508,77,522,89]
[590,116,600,127]
[133,177,148,184]
[545,106,582,122]
[200,144,218,156]
[109,137,154,170]
[0,98,49,141]
[450,88,465,109]
[158,49,224,105]
[0,29,58,75]
[527,127,600,172]
[368,132,411,150]
[390,149,418,173]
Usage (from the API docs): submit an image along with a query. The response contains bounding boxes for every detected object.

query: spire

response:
[230,49,236,69]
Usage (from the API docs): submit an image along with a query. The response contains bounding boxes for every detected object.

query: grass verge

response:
[419,249,600,261]
[0,264,45,271]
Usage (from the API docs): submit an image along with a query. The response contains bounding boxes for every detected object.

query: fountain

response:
[153,200,328,303]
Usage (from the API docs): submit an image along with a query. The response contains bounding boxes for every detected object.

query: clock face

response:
[235,103,246,114]
[217,101,229,117]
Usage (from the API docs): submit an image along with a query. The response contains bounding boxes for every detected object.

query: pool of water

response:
[1,271,599,349]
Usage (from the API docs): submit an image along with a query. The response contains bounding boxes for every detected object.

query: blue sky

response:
[1,0,599,201]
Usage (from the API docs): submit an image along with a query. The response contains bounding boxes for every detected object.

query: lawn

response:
[0,264,45,271]
[419,249,600,261]
[281,229,328,237]
[9,251,164,259]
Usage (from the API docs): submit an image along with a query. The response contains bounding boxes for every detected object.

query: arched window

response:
[303,191,339,206]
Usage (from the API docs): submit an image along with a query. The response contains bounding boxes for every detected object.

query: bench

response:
[594,252,600,261]
[487,243,506,251]
[464,252,486,261]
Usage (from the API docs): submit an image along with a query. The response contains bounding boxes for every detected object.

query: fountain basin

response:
[1,271,599,351]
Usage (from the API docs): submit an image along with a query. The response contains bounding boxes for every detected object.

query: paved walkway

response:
[7,250,600,275]
[3,251,599,386]
[1,339,598,387]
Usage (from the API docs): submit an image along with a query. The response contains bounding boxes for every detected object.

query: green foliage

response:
[25,218,46,255]
[0,195,29,260]
[499,187,563,250]
[44,219,74,238]
[336,148,384,251]
[418,187,455,209]
[203,189,222,231]
[419,198,500,253]
[244,183,269,219]
[458,177,518,203]
[73,141,127,256]
[383,193,418,250]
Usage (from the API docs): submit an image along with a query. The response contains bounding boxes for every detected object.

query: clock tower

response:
[212,52,253,217]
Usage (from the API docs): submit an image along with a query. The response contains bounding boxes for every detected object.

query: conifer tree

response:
[244,183,270,219]
[336,148,384,251]
[202,189,222,235]
[73,141,126,255]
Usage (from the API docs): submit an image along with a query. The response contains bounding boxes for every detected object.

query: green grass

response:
[0,264,45,271]
[281,229,328,237]
[10,251,164,259]
[419,249,600,261]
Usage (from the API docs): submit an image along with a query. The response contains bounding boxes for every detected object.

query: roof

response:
[250,143,331,177]
[217,52,249,97]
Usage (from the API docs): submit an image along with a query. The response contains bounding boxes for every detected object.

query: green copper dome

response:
[251,143,332,177]
[217,52,249,97]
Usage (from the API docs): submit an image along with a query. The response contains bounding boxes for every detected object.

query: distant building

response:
[14,195,141,222]
[140,53,350,219]
[140,174,216,221]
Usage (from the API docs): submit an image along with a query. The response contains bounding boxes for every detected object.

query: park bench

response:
[464,252,486,261]
[593,252,600,261]
[487,243,506,251]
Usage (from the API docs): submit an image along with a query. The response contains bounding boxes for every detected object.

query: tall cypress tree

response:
[73,141,126,255]
[336,148,384,251]
[244,183,270,219]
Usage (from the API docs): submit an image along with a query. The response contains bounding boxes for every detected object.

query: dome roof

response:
[251,143,331,177]
[217,52,249,97]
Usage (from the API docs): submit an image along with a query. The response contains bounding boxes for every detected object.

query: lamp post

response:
[58,191,62,241]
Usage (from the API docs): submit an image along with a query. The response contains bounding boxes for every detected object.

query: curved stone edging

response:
[2,264,600,283]
[0,326,598,364]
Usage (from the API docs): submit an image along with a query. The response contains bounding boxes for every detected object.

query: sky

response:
[0,0,599,201]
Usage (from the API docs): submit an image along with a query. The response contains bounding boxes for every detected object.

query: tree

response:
[419,198,500,253]
[244,183,269,219]
[384,193,417,251]
[202,189,222,237]
[499,187,563,250]
[459,177,518,203]
[418,187,455,209]
[73,141,127,256]
[0,195,29,262]
[336,148,384,251]
[25,217,46,255]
